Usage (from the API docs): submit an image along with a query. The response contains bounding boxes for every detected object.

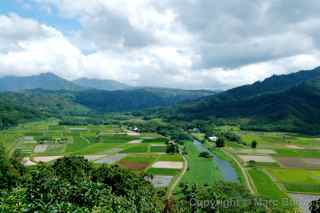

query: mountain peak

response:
[0,73,81,92]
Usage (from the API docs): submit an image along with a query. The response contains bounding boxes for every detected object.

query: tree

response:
[2,156,164,212]
[0,144,19,190]
[251,140,257,149]
[199,151,211,158]
[52,156,91,183]
[310,199,320,213]
[166,143,179,154]
[175,182,293,212]
[216,138,225,148]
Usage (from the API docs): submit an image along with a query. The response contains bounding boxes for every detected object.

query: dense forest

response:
[173,67,320,134]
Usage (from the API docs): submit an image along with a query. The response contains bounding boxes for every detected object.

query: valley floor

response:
[2,119,320,212]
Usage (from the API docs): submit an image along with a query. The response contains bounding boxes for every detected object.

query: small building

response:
[208,136,218,142]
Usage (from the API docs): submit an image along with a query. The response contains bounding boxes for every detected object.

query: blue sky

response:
[0,0,79,33]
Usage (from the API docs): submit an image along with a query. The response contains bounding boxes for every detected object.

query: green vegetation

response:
[248,168,287,200]
[68,143,121,155]
[251,140,257,148]
[216,137,225,147]
[146,168,180,176]
[268,168,320,193]
[173,67,320,134]
[158,154,183,161]
[166,142,179,154]
[121,145,149,153]
[175,182,290,212]
[274,148,320,158]
[121,155,157,164]
[65,136,88,153]
[99,134,139,143]
[199,151,211,158]
[180,141,222,185]
[142,137,168,143]
[150,146,166,152]
[1,66,319,212]
[0,155,164,212]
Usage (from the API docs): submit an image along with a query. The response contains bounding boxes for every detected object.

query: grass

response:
[158,154,183,161]
[180,141,222,185]
[142,137,168,143]
[25,132,44,137]
[274,148,320,158]
[72,143,123,155]
[150,146,167,153]
[192,133,205,141]
[268,168,320,193]
[121,145,149,153]
[65,136,89,153]
[248,168,287,200]
[122,155,157,164]
[248,161,280,167]
[16,143,35,156]
[99,134,139,143]
[146,168,180,176]
[240,132,320,149]
[0,132,22,154]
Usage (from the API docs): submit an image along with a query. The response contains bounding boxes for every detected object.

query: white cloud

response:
[1,1,320,90]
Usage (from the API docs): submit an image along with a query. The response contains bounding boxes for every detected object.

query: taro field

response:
[0,119,184,189]
[223,130,320,212]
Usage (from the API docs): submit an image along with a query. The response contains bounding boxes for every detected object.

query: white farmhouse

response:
[208,136,218,142]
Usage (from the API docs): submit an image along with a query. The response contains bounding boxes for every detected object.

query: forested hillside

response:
[175,67,320,134]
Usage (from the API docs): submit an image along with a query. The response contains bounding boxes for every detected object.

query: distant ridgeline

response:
[0,73,215,129]
[173,66,320,134]
[1,67,320,134]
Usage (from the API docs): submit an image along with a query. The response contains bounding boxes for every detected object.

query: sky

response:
[1,0,320,90]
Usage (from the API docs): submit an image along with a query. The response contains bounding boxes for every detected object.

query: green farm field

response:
[248,168,287,200]
[180,140,222,185]
[240,131,320,149]
[268,168,320,194]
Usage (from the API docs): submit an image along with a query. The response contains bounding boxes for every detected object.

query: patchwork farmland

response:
[2,120,320,212]
[222,130,320,212]
[1,120,184,189]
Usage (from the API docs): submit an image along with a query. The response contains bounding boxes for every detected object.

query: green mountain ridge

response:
[176,66,320,134]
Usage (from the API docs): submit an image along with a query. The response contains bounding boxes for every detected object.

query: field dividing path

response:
[167,154,188,198]
[222,149,256,194]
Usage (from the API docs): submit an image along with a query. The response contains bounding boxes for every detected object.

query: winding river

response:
[193,140,239,182]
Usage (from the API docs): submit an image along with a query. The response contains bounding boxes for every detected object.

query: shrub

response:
[251,140,258,149]
[199,151,211,158]
[216,138,225,148]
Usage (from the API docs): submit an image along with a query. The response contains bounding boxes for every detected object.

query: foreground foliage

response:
[0,155,164,212]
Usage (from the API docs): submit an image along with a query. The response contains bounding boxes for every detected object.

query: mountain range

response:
[0,72,216,128]
[0,73,81,91]
[176,66,320,134]
[1,67,320,134]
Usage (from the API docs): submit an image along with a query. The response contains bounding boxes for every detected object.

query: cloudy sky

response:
[1,0,320,90]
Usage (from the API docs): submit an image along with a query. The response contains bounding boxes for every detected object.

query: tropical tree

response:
[216,138,225,148]
[251,140,258,149]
